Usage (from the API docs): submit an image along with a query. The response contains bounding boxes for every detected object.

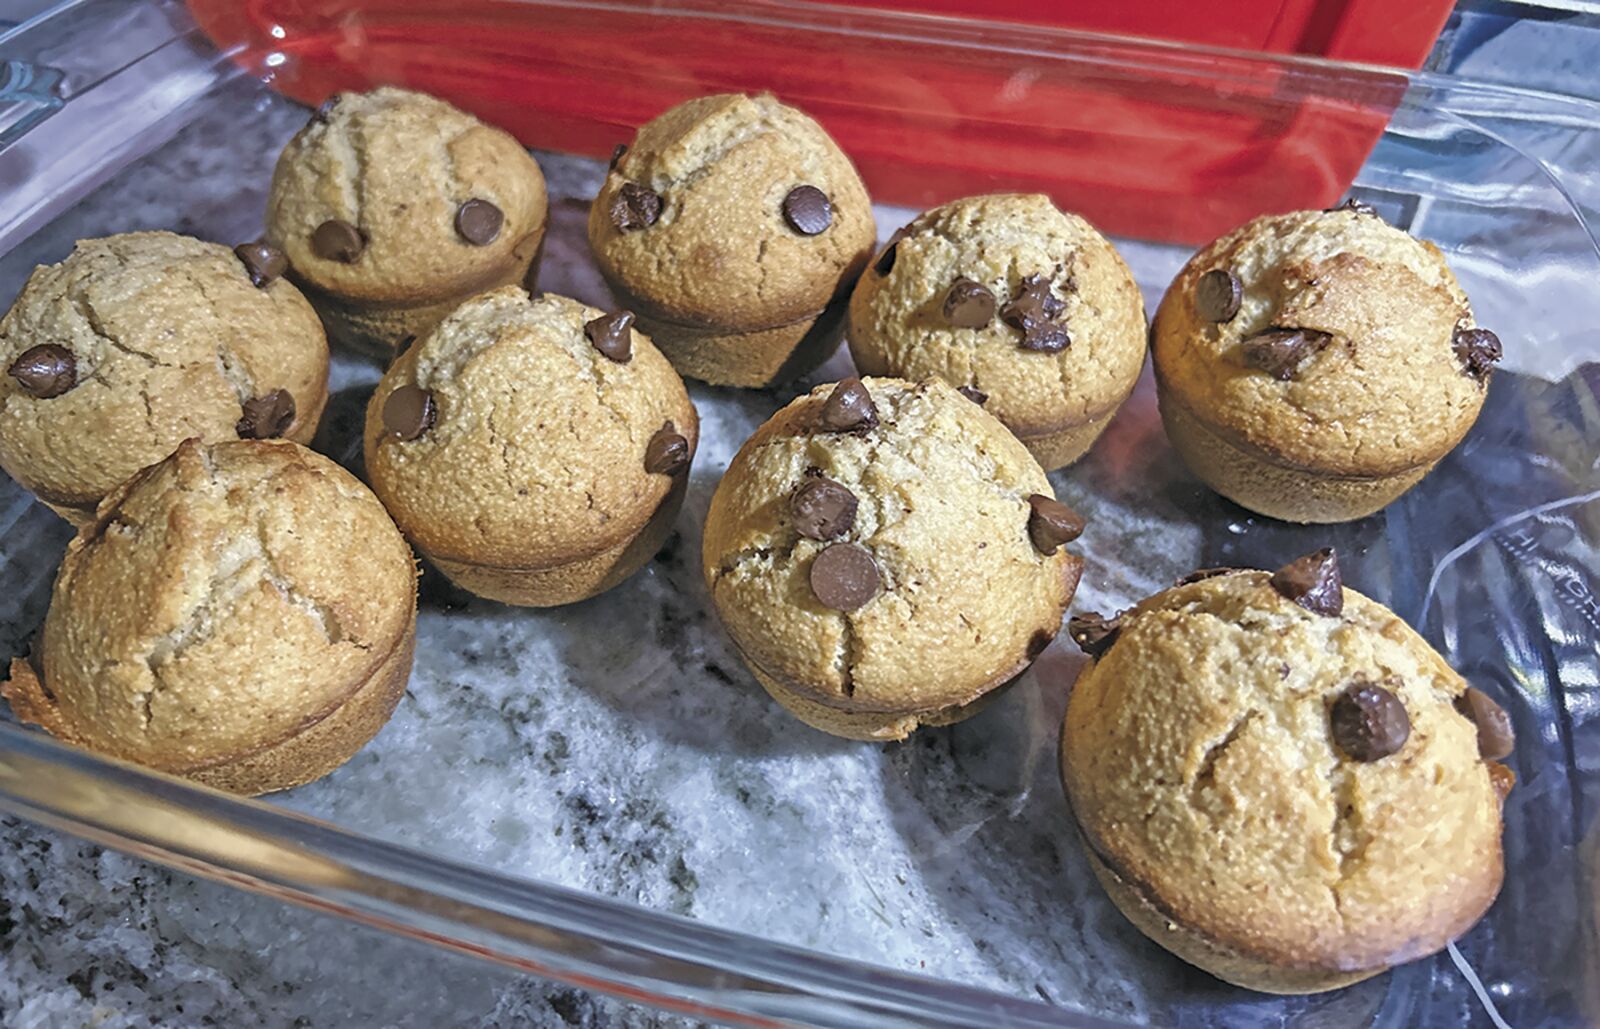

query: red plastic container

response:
[189,0,1442,243]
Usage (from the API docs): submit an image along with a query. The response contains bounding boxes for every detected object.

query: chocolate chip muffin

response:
[1062,550,1512,993]
[364,286,696,606]
[3,439,417,795]
[266,87,548,355]
[703,376,1085,740]
[1151,202,1500,523]
[588,93,875,387]
[847,194,1146,470]
[0,232,328,524]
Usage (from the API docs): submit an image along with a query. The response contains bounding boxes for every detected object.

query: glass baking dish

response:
[0,1,1595,1025]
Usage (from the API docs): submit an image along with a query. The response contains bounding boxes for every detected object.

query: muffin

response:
[848,194,1147,470]
[0,231,328,525]
[1151,202,1501,523]
[588,93,875,387]
[1062,550,1513,993]
[2,439,417,796]
[703,376,1085,740]
[266,87,548,355]
[364,286,697,606]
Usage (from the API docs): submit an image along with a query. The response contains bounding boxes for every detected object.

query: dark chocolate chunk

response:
[235,389,296,439]
[455,199,504,246]
[943,277,996,328]
[1068,612,1121,659]
[1240,327,1332,381]
[233,241,287,288]
[874,226,911,276]
[584,310,635,363]
[610,182,662,232]
[1488,762,1516,801]
[956,385,988,405]
[313,94,341,123]
[645,421,690,475]
[1330,197,1378,217]
[383,384,437,441]
[1269,548,1343,617]
[1330,681,1410,762]
[782,185,832,236]
[1454,686,1515,761]
[609,143,628,170]
[1001,274,1069,353]
[819,377,878,432]
[311,219,365,263]
[809,542,880,611]
[1195,268,1241,322]
[7,344,76,399]
[1027,494,1085,555]
[791,475,858,541]
[1453,326,1502,382]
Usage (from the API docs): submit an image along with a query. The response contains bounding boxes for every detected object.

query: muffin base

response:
[423,474,687,607]
[1017,406,1119,472]
[1159,391,1432,524]
[749,662,1011,741]
[626,294,849,389]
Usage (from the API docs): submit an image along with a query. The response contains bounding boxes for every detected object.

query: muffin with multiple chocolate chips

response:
[848,194,1147,470]
[2,439,417,795]
[0,231,328,524]
[702,376,1084,740]
[1062,549,1512,993]
[588,93,875,387]
[364,286,697,606]
[266,87,548,355]
[1151,203,1501,523]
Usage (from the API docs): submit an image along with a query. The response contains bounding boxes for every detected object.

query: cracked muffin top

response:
[0,231,328,517]
[3,439,415,772]
[266,87,548,303]
[1062,553,1510,976]
[702,376,1082,717]
[364,287,697,570]
[1151,205,1500,477]
[848,193,1147,438]
[588,93,875,332]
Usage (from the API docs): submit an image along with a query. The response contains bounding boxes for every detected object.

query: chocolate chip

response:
[1195,269,1241,322]
[236,389,296,439]
[609,143,628,170]
[1027,629,1054,659]
[1027,494,1084,555]
[1453,326,1501,381]
[645,421,690,475]
[874,226,910,277]
[1330,197,1378,217]
[943,278,996,328]
[957,385,988,405]
[1175,567,1238,586]
[1454,686,1515,761]
[1001,274,1069,353]
[233,241,287,288]
[312,219,365,263]
[610,182,662,232]
[313,94,340,123]
[455,199,504,246]
[791,475,858,541]
[1240,327,1332,381]
[782,185,832,236]
[8,344,76,399]
[809,542,880,611]
[1330,681,1410,762]
[1269,548,1343,617]
[819,377,878,433]
[1488,762,1515,801]
[1068,612,1120,659]
[584,311,634,363]
[383,384,436,441]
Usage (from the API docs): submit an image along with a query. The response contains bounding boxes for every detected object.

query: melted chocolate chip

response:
[609,143,628,170]
[312,219,365,263]
[956,385,988,405]
[1068,612,1121,659]
[874,226,911,277]
[383,384,437,441]
[1001,274,1069,353]
[1195,269,1241,322]
[1240,327,1332,381]
[943,278,996,329]
[1330,681,1410,762]
[1453,326,1502,381]
[819,377,878,433]
[236,389,296,439]
[584,310,635,363]
[1270,548,1343,617]
[1027,494,1085,555]
[233,241,287,288]
[1175,567,1238,586]
[645,421,690,475]
[455,199,504,245]
[8,344,76,399]
[1488,762,1516,801]
[313,94,341,123]
[809,543,880,611]
[1330,197,1378,217]
[1455,686,1515,761]
[610,182,662,232]
[782,185,832,236]
[791,475,858,541]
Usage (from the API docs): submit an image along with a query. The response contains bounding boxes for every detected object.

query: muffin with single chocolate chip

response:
[266,87,548,355]
[2,439,416,795]
[848,194,1146,470]
[1152,202,1501,523]
[364,286,696,606]
[0,231,328,524]
[588,93,875,387]
[702,376,1084,740]
[1062,549,1512,994]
